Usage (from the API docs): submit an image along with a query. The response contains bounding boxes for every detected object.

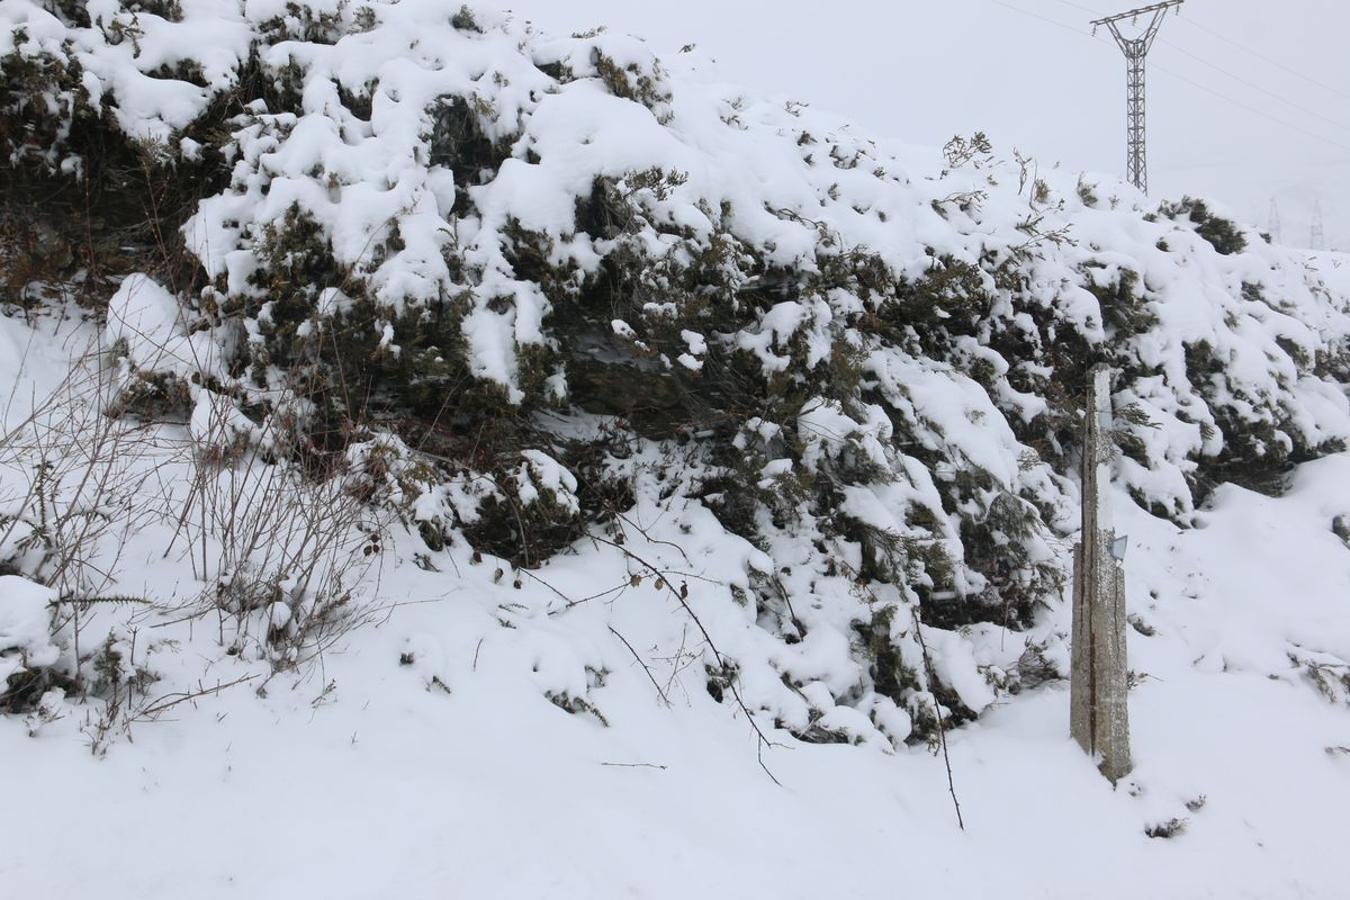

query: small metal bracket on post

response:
[1109,535,1129,561]
[1069,365,1133,782]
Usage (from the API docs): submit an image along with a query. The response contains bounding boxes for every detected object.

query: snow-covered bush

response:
[0,575,64,711]
[3,0,1349,743]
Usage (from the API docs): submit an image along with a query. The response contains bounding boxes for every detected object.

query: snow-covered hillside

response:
[1,2,1349,897]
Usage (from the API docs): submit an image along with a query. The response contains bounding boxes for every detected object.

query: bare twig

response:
[608,624,671,707]
[588,532,783,785]
[911,607,966,832]
[133,673,258,721]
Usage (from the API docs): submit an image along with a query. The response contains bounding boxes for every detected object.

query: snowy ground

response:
[2,4,1349,892]
[1,310,1348,900]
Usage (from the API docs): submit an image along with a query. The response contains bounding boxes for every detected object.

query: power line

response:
[1154,155,1350,173]
[1056,0,1350,104]
[1178,16,1350,103]
[981,0,1350,157]
[987,0,1096,40]
[1146,59,1350,155]
[1047,0,1105,14]
[1156,37,1350,135]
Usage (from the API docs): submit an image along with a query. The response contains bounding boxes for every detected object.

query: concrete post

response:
[1070,365,1132,782]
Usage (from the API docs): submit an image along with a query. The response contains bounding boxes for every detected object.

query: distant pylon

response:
[1091,1,1184,194]
[1311,200,1325,251]
[1268,198,1282,243]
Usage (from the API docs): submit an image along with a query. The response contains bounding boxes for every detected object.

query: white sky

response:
[484,0,1350,250]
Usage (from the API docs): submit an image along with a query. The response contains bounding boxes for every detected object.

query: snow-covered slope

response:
[2,2,1350,897]
[2,309,1349,898]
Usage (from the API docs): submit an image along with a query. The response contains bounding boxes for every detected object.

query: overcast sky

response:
[484,0,1350,250]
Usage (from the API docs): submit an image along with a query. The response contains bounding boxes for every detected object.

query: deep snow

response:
[0,306,1349,899]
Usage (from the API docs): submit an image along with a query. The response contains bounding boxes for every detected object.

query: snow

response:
[0,295,1349,897]
[105,274,221,380]
[12,0,1347,488]
[190,389,257,449]
[0,576,59,684]
[4,437,1350,898]
[517,448,580,514]
[3,2,1350,897]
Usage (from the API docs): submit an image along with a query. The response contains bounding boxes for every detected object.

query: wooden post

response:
[1070,365,1132,782]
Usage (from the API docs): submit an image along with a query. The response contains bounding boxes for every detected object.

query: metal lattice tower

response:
[1092,1,1184,194]
[1311,200,1326,251]
[1268,198,1282,244]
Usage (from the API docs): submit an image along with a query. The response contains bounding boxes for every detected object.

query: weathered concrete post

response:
[1070,365,1132,782]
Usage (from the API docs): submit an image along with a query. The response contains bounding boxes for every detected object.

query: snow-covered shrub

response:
[4,0,1350,742]
[0,24,91,171]
[454,448,586,567]
[1291,646,1350,706]
[1157,197,1247,257]
[0,575,66,712]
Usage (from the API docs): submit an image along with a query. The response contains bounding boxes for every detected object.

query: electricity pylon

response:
[1311,200,1325,251]
[1268,198,1282,244]
[1092,1,1184,194]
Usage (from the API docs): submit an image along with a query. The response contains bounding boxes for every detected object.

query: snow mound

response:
[0,575,59,685]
